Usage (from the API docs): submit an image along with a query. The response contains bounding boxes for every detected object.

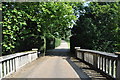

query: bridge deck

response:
[6,41,80,78]
[6,41,108,80]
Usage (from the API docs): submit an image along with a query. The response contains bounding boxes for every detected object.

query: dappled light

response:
[1,2,120,80]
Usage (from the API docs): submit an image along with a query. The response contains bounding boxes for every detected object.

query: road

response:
[6,40,80,78]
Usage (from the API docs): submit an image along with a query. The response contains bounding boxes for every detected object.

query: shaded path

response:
[6,41,80,78]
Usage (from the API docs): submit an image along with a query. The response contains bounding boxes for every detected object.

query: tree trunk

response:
[42,36,46,56]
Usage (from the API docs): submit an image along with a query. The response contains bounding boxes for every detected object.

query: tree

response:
[2,2,77,55]
[72,2,120,52]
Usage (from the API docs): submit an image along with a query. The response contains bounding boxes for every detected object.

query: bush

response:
[55,38,61,47]
[71,2,120,53]
[46,37,61,50]
[46,36,55,50]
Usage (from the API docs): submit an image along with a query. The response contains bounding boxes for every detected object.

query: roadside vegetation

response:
[2,2,77,55]
[71,2,120,53]
[2,2,120,56]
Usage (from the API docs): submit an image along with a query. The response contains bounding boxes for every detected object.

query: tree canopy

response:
[72,2,120,52]
[2,2,77,55]
[2,2,120,55]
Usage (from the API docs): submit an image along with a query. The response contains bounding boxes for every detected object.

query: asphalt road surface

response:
[6,40,80,78]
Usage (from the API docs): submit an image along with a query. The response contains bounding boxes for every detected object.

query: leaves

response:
[2,2,76,54]
[72,2,120,52]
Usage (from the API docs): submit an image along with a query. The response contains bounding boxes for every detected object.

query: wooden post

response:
[7,60,10,74]
[13,59,15,72]
[0,62,2,79]
[10,60,12,73]
[28,53,31,62]
[93,54,98,68]
[75,47,80,58]
[15,57,19,71]
[115,52,120,80]
[82,52,84,61]
[32,48,38,60]
[3,61,6,77]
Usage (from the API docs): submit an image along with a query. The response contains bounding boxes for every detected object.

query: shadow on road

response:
[46,49,71,57]
[66,58,91,80]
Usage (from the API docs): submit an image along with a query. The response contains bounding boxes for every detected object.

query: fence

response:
[75,47,120,80]
[0,49,38,79]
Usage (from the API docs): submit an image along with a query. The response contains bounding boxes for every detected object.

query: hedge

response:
[46,37,61,50]
[55,38,61,47]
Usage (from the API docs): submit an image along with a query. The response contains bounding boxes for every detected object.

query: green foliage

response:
[46,37,61,50]
[72,2,120,52]
[55,38,61,47]
[2,2,76,55]
[46,36,55,50]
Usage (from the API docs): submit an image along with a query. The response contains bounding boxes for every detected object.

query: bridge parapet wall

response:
[75,47,120,80]
[0,49,38,79]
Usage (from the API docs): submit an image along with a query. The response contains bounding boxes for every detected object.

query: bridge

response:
[0,41,120,80]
